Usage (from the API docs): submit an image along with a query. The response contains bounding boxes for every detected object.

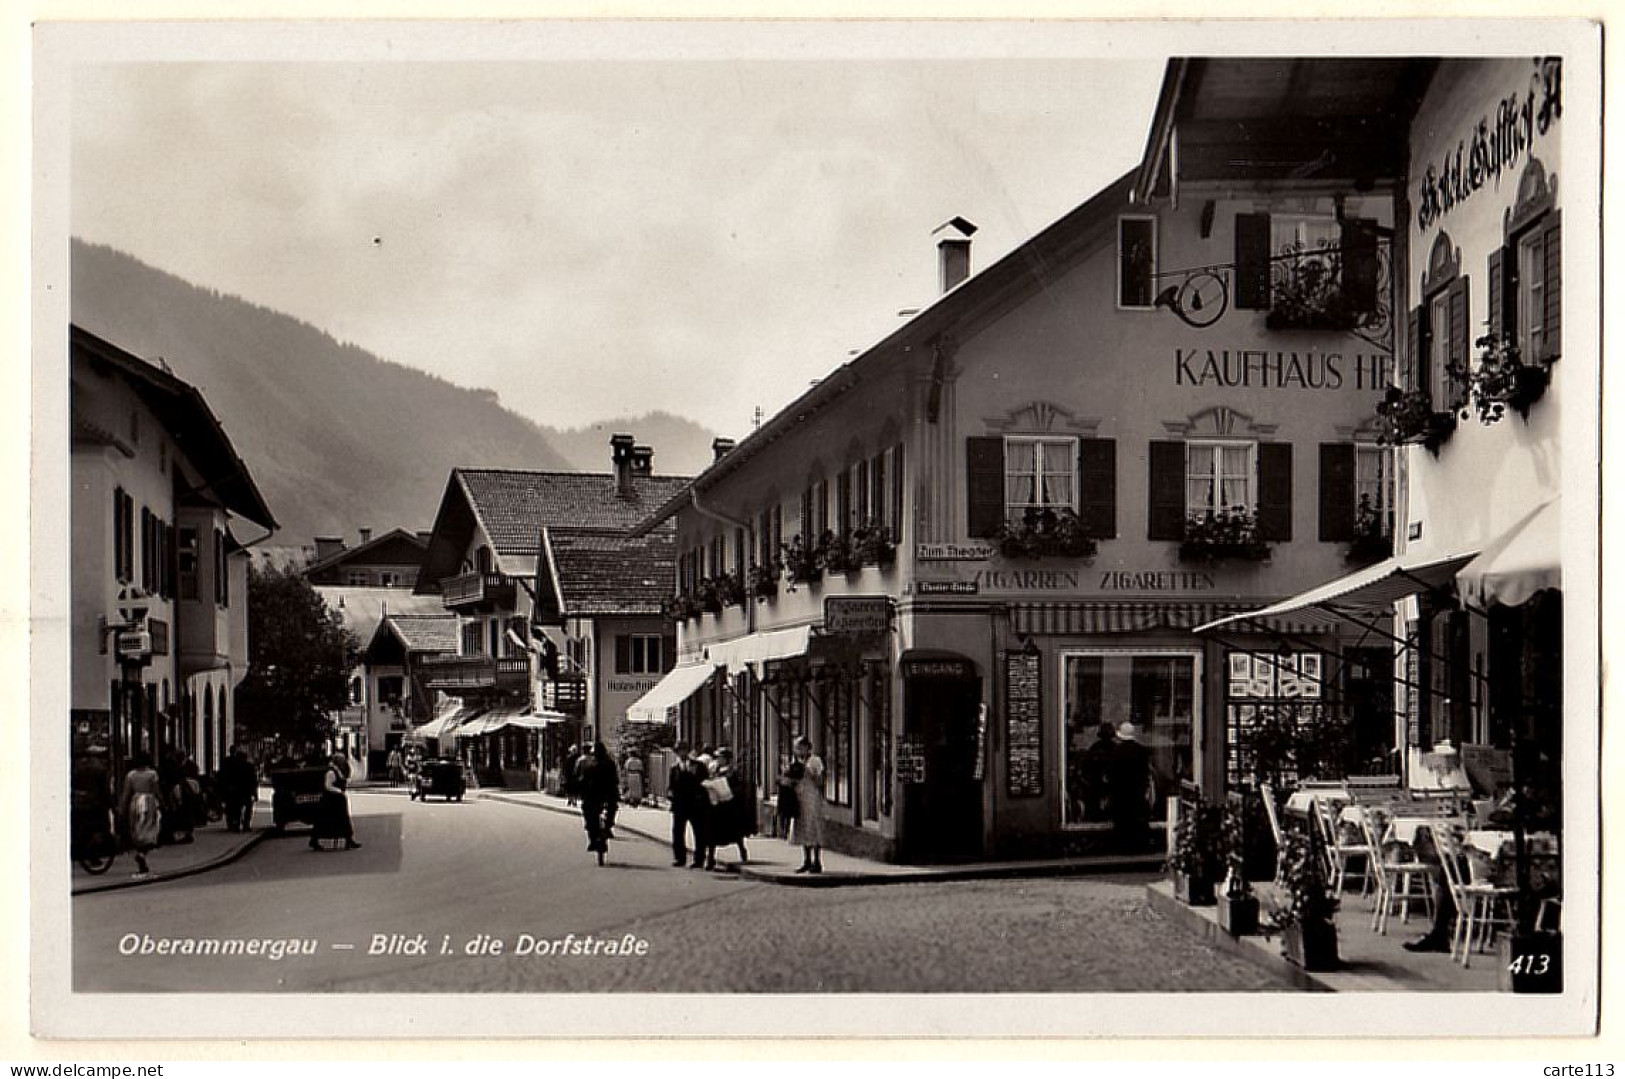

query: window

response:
[617,634,664,675]
[1517,227,1549,361]
[835,471,852,537]
[1185,441,1254,518]
[461,621,483,656]
[177,528,199,600]
[348,571,370,586]
[567,636,589,676]
[1223,650,1329,788]
[1271,214,1340,285]
[1353,445,1393,536]
[379,571,399,587]
[378,676,404,706]
[213,528,229,606]
[1004,436,1077,519]
[1061,651,1198,828]
[1428,289,1452,402]
[1117,216,1157,308]
[818,676,853,807]
[1492,161,1561,366]
[864,665,892,821]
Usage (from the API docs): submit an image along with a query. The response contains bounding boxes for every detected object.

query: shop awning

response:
[1013,600,1331,638]
[410,702,482,742]
[1457,499,1560,610]
[702,625,814,674]
[625,662,718,724]
[477,707,572,733]
[1192,550,1482,635]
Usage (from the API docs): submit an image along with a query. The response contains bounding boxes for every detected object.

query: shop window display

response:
[1061,652,1197,828]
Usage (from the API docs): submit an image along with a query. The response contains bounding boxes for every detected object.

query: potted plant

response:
[852,519,898,566]
[993,507,1098,560]
[820,530,860,576]
[1450,330,1551,425]
[747,561,780,601]
[712,571,745,608]
[1179,506,1271,564]
[1169,791,1224,906]
[1216,794,1259,936]
[1375,386,1456,454]
[662,592,699,622]
[780,534,823,590]
[1344,493,1393,565]
[1266,827,1340,971]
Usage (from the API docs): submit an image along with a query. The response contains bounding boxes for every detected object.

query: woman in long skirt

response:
[311,753,361,851]
[788,736,825,873]
[118,753,163,878]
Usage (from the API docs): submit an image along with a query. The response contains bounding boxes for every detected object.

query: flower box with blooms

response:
[747,561,780,601]
[711,572,745,609]
[1450,331,1551,425]
[1375,386,1456,453]
[1179,506,1271,564]
[662,593,700,622]
[1265,827,1340,971]
[852,519,897,566]
[1169,791,1226,906]
[694,577,724,614]
[993,507,1098,561]
[820,530,861,576]
[779,535,823,590]
[1344,493,1393,565]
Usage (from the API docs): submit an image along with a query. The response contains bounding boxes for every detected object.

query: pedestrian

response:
[1082,721,1119,824]
[575,741,619,865]
[386,746,405,788]
[1109,722,1153,853]
[788,736,825,874]
[562,743,582,807]
[702,747,752,869]
[311,752,361,851]
[117,752,163,878]
[667,742,701,866]
[157,749,192,845]
[219,745,257,832]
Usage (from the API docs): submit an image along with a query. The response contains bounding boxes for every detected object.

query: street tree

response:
[235,563,359,755]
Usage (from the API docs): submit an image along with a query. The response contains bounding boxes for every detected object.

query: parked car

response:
[410,758,467,802]
[268,766,329,830]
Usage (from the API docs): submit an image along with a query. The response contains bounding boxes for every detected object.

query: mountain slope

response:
[70,241,679,544]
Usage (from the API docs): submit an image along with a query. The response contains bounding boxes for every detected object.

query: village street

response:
[72,791,1287,995]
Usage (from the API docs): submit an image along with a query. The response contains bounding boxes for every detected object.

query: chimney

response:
[933,216,978,293]
[712,437,736,463]
[610,433,637,497]
[631,444,654,477]
[314,535,345,562]
[358,527,372,545]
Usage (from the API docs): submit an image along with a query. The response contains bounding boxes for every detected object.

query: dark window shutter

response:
[1234,213,1272,310]
[1256,442,1293,542]
[1341,217,1380,313]
[1406,305,1424,395]
[662,636,677,673]
[891,442,905,542]
[614,635,631,675]
[1147,440,1186,541]
[1077,438,1116,539]
[1542,210,1561,362]
[1446,275,1471,408]
[799,488,811,543]
[965,436,1005,538]
[1487,246,1505,339]
[1318,443,1356,542]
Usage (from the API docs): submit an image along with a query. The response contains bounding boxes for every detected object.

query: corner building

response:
[637,166,1404,862]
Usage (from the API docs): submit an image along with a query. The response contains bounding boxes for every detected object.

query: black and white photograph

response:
[27,16,1602,1044]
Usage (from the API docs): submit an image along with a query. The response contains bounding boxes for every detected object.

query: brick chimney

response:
[611,433,637,497]
[933,216,978,293]
[631,444,654,477]
[313,535,345,562]
[712,437,736,463]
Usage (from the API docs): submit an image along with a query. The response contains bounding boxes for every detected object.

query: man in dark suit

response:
[1110,722,1154,852]
[668,743,703,867]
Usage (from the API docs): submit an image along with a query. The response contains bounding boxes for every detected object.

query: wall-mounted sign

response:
[916,542,995,562]
[896,735,926,784]
[1003,649,1043,798]
[916,580,980,596]
[900,657,977,680]
[1099,570,1217,592]
[824,596,891,635]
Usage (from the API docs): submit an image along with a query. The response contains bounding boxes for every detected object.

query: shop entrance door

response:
[901,670,983,863]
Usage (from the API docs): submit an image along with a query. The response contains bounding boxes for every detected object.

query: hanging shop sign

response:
[824,596,891,636]
[1003,649,1043,798]
[916,542,995,562]
[1416,58,1562,232]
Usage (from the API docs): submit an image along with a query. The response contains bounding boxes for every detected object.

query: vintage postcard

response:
[28,17,1603,1044]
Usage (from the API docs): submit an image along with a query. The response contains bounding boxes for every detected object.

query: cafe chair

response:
[1435,829,1518,967]
[1315,797,1374,901]
[1360,809,1433,935]
[1259,781,1288,886]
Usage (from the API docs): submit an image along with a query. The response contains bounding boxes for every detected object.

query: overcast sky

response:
[70,46,1165,437]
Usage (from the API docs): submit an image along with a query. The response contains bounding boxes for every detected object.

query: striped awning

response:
[1012,600,1335,638]
[410,702,482,741]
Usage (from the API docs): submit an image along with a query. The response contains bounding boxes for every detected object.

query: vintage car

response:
[268,766,330,830]
[410,758,468,802]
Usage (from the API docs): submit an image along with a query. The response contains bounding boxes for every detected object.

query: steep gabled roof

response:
[383,614,462,653]
[417,467,690,591]
[314,585,449,645]
[633,169,1141,534]
[301,527,428,578]
[536,527,676,620]
[71,324,278,531]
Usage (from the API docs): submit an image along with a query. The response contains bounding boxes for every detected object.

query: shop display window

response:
[1060,651,1197,828]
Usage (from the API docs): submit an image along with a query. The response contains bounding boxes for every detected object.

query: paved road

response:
[72,791,1287,994]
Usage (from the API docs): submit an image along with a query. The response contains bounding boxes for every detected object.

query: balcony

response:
[540,675,587,715]
[420,654,531,692]
[439,571,516,611]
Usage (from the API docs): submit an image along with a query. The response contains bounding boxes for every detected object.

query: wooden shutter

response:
[662,636,677,673]
[1341,217,1380,313]
[1234,213,1272,310]
[1487,246,1506,339]
[1542,210,1561,361]
[1318,443,1356,542]
[1256,442,1293,542]
[965,436,1005,538]
[1406,305,1423,395]
[890,442,905,540]
[1446,275,1471,408]
[614,635,631,675]
[1077,438,1116,539]
[799,488,812,544]
[1147,440,1186,541]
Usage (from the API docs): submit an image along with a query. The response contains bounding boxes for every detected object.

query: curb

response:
[1143,880,1332,992]
[71,829,271,896]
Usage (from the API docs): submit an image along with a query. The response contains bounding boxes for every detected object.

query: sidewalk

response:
[1144,878,1503,992]
[71,815,270,896]
[477,787,1168,885]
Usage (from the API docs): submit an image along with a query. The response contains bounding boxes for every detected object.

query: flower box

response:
[747,563,780,601]
[1217,892,1260,937]
[1376,387,1456,454]
[1179,507,1271,564]
[1453,333,1552,425]
[994,508,1097,561]
[852,520,897,567]
[780,536,823,589]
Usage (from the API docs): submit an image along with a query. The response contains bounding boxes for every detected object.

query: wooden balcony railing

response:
[420,654,531,691]
[439,571,517,610]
